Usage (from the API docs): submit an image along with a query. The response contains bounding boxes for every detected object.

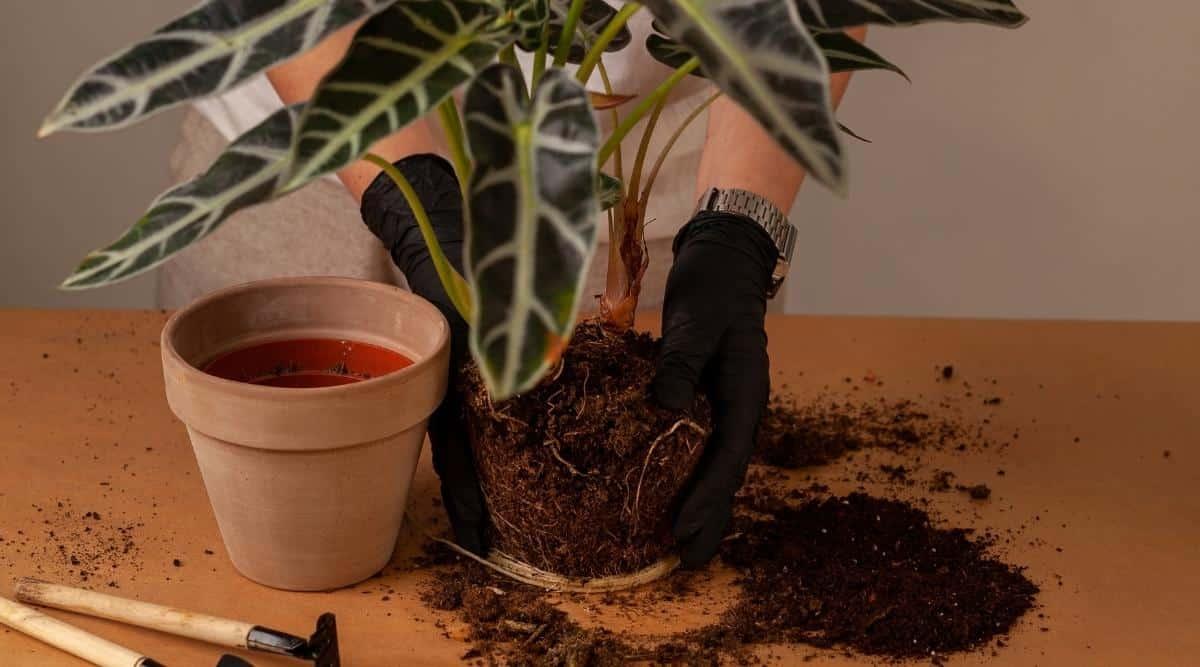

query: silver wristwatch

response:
[694,187,797,298]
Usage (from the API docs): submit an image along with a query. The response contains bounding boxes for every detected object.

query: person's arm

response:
[657,27,866,567]
[265,23,443,203]
[696,26,866,208]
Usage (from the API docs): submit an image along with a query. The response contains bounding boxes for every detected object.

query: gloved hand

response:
[360,154,487,555]
[654,211,776,567]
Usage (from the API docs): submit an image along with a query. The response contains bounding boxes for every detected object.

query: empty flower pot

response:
[161,277,449,591]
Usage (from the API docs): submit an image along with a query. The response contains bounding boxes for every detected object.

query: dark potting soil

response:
[460,322,711,578]
[421,483,1037,665]
[420,387,1037,664]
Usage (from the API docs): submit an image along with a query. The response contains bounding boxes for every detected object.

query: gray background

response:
[3,1,1197,319]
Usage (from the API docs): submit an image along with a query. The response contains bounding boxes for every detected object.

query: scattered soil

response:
[754,393,976,470]
[4,499,143,589]
[420,482,1037,665]
[460,322,711,578]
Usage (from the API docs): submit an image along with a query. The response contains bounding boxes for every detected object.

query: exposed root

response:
[632,419,709,531]
[429,535,680,593]
[548,441,587,477]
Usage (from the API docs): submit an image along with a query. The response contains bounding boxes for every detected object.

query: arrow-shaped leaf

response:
[464,65,600,399]
[640,0,845,192]
[812,30,908,80]
[647,28,904,79]
[520,0,632,62]
[285,0,517,190]
[63,105,302,289]
[40,0,393,136]
[512,0,550,48]
[795,0,1027,29]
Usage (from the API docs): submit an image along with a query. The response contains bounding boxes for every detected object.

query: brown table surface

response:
[0,310,1196,666]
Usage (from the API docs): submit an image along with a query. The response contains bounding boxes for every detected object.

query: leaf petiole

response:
[364,152,473,321]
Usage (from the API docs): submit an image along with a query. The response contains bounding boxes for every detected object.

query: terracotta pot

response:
[161,277,449,591]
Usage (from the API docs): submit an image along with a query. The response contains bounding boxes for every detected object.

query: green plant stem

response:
[531,23,550,88]
[627,94,666,200]
[642,91,721,203]
[553,0,587,67]
[436,98,471,193]
[575,3,641,84]
[596,59,623,191]
[597,58,699,166]
[364,152,473,320]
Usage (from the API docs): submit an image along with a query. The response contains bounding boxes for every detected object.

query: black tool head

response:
[216,656,255,667]
[306,613,339,667]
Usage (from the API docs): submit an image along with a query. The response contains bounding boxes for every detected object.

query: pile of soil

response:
[708,485,1037,660]
[460,322,710,578]
[427,357,1038,663]
[421,482,1037,665]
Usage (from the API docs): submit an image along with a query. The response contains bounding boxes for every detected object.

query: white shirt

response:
[193,8,710,243]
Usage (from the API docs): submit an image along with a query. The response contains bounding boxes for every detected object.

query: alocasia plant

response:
[47,0,1026,399]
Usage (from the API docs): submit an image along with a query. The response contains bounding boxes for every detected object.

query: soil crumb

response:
[461,322,710,578]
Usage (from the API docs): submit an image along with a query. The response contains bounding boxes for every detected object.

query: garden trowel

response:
[14,578,339,666]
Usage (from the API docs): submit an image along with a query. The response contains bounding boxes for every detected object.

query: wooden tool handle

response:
[15,578,254,650]
[0,595,149,667]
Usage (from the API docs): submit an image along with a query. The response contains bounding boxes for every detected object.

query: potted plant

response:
[44,0,1027,589]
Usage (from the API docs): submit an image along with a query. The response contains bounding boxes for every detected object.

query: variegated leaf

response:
[598,172,622,210]
[464,65,599,399]
[63,105,302,289]
[512,0,550,48]
[795,0,1027,29]
[40,0,393,136]
[522,0,632,62]
[640,0,846,192]
[812,30,908,80]
[285,0,516,190]
[647,29,904,79]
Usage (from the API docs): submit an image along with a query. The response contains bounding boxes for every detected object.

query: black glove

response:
[654,211,776,567]
[361,154,487,555]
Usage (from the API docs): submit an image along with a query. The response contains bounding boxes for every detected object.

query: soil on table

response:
[421,483,1037,665]
[460,322,711,578]
[421,388,1038,665]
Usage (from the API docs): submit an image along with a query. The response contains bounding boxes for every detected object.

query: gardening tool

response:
[15,578,339,666]
[0,594,165,667]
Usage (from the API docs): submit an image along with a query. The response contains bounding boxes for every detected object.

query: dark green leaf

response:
[520,0,632,62]
[795,0,1027,29]
[813,30,908,80]
[838,122,871,143]
[641,0,846,192]
[41,0,392,135]
[63,105,302,289]
[285,0,517,190]
[598,172,622,210]
[464,65,600,398]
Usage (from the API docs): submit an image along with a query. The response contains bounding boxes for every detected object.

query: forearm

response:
[695,26,866,212]
[265,22,443,203]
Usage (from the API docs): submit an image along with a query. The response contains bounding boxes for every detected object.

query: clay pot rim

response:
[162,276,449,400]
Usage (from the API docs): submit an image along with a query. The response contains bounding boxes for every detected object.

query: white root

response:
[429,534,680,593]
[631,419,709,531]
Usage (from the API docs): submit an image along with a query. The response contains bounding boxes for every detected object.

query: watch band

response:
[695,187,797,298]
